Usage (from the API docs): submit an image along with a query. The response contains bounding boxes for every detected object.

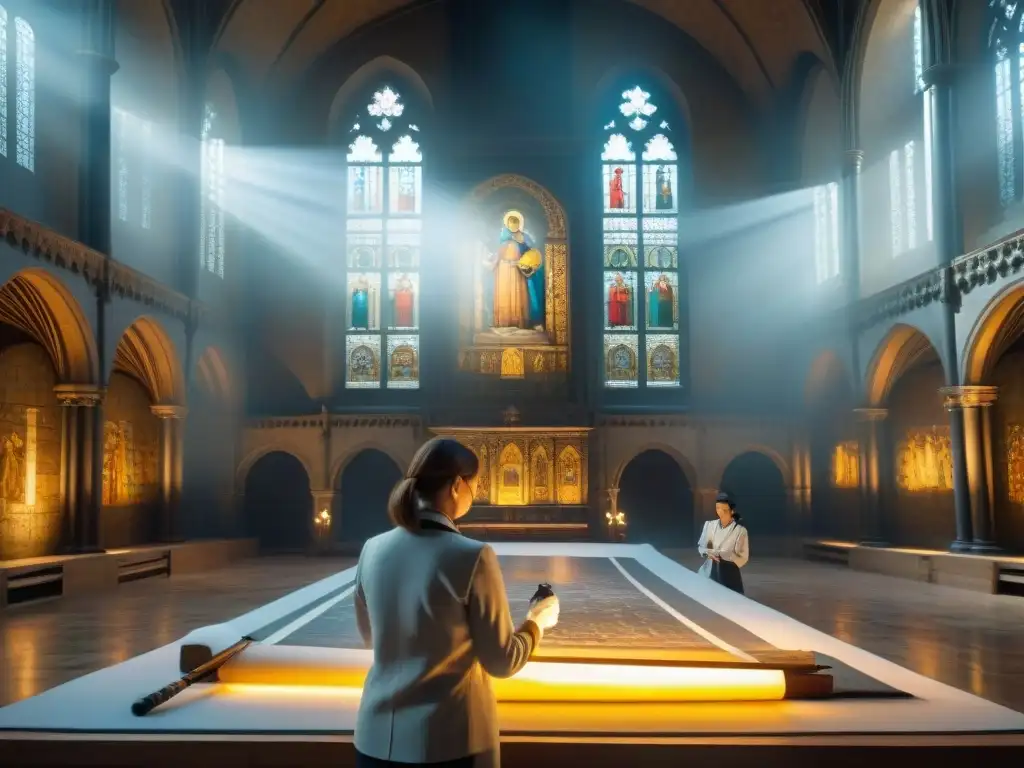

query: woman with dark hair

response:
[353,438,560,768]
[697,491,750,594]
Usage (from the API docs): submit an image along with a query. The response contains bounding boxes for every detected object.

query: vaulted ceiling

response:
[209,0,835,106]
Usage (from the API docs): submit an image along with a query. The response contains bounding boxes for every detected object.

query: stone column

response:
[840,149,865,303]
[853,408,888,546]
[311,490,336,552]
[151,406,187,542]
[54,385,104,552]
[938,389,974,552]
[941,386,999,552]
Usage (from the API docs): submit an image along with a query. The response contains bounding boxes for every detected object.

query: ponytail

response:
[388,438,480,532]
[387,477,420,531]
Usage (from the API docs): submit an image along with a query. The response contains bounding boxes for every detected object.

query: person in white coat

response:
[353,437,561,768]
[697,491,750,594]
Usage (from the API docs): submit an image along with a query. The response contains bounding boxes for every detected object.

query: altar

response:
[429,425,592,538]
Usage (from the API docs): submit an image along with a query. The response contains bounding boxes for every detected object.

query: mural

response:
[1007,424,1024,505]
[831,441,860,489]
[896,428,953,492]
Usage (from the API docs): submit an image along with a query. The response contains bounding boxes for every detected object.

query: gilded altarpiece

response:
[457,175,570,379]
[430,428,590,524]
[1006,424,1024,505]
[831,441,860,489]
[896,427,954,492]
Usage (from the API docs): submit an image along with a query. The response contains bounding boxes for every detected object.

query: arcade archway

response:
[242,451,312,552]
[618,449,693,548]
[336,449,403,544]
[719,452,788,538]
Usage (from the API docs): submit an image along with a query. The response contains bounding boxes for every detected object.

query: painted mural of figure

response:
[103,422,131,505]
[489,211,544,330]
[647,273,674,328]
[351,276,371,329]
[656,166,674,210]
[608,167,625,209]
[607,272,633,327]
[392,274,415,328]
[0,433,24,503]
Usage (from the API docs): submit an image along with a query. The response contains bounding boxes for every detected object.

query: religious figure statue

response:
[655,166,674,210]
[608,167,625,209]
[607,272,633,327]
[648,273,675,328]
[0,432,24,504]
[486,211,545,330]
[351,276,371,330]
[392,274,415,328]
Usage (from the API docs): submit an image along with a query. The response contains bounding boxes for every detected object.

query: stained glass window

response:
[0,6,7,159]
[343,85,422,390]
[989,1,1024,206]
[14,16,33,172]
[200,103,226,278]
[813,182,840,283]
[113,109,155,229]
[601,86,684,389]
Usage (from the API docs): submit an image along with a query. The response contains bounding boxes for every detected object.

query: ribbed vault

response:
[112,316,185,405]
[0,269,99,384]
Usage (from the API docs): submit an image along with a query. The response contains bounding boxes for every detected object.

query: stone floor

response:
[2,553,1024,715]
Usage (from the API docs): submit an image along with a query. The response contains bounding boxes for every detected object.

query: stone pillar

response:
[789,437,813,541]
[151,406,187,542]
[922,61,963,265]
[941,386,999,552]
[840,149,865,303]
[853,408,888,546]
[311,490,336,552]
[54,385,104,552]
[938,389,974,552]
[76,0,118,257]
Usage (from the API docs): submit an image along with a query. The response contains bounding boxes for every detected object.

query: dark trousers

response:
[356,750,493,768]
[711,560,745,594]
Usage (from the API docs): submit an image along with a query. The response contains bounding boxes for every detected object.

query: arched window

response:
[990,0,1024,205]
[888,4,933,256]
[200,102,226,277]
[601,85,684,390]
[0,8,34,171]
[813,182,840,283]
[114,108,154,229]
[342,85,422,391]
[14,15,32,172]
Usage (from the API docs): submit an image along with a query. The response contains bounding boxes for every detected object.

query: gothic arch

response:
[612,442,698,490]
[0,268,99,384]
[235,446,315,495]
[864,322,943,406]
[207,68,242,144]
[798,59,843,185]
[592,64,692,132]
[468,174,567,241]
[112,316,186,405]
[962,281,1024,385]
[331,442,407,487]
[327,55,433,138]
[713,445,792,489]
[195,344,233,403]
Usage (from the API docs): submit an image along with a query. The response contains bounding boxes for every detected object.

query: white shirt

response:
[698,519,750,568]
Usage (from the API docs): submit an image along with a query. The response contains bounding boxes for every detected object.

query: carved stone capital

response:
[854,407,888,422]
[53,384,103,407]
[843,149,865,173]
[150,405,189,420]
[940,386,997,410]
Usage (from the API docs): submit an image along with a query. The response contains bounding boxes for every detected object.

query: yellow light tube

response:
[219,657,786,703]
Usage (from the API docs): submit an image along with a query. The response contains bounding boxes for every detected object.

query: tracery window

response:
[14,15,32,171]
[0,8,34,170]
[890,4,932,256]
[601,86,685,389]
[990,0,1024,206]
[813,182,840,283]
[113,108,154,229]
[200,103,225,277]
[342,85,422,390]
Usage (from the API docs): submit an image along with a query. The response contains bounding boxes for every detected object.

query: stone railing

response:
[951,226,1024,296]
[0,207,216,326]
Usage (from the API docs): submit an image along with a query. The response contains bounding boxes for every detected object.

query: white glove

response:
[526,595,560,631]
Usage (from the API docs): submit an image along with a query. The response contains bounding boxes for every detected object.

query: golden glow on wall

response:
[830,440,859,488]
[218,659,787,703]
[896,427,953,492]
[1007,424,1024,504]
